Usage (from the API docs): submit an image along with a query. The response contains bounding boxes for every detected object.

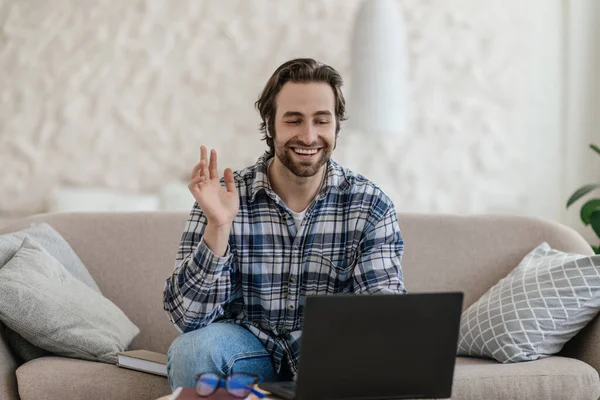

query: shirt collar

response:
[249,152,351,203]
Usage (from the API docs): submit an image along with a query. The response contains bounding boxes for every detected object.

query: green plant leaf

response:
[593,245,600,255]
[580,199,600,224]
[591,143,600,156]
[566,183,600,208]
[591,211,600,240]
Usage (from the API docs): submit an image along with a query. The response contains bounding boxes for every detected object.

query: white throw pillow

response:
[0,237,139,364]
[0,223,100,291]
[0,222,102,362]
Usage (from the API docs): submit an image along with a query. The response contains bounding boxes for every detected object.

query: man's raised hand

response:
[188,146,240,227]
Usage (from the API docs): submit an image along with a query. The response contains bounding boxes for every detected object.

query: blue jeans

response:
[167,322,278,390]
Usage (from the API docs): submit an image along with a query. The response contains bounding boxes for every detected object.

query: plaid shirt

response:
[163,153,406,375]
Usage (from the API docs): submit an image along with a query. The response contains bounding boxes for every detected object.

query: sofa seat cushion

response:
[452,356,600,399]
[15,355,600,400]
[17,356,171,400]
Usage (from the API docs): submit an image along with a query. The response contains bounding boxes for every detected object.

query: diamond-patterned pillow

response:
[458,242,600,363]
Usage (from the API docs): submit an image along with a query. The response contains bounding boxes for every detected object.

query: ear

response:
[265,118,272,138]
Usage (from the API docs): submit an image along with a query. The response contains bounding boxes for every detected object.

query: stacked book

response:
[117,349,167,377]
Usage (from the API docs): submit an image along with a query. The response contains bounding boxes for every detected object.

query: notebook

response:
[116,349,167,376]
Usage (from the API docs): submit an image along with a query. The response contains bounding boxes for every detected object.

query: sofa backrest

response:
[0,211,592,354]
[399,213,593,306]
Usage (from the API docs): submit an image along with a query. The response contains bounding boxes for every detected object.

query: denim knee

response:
[166,322,275,390]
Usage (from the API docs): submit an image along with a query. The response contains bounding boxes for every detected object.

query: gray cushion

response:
[0,222,101,362]
[450,356,600,400]
[0,237,139,364]
[0,222,100,291]
[458,242,600,363]
[15,356,600,400]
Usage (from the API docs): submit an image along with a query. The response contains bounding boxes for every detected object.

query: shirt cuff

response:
[193,237,233,274]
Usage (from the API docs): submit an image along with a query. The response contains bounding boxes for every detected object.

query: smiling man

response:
[163,58,406,389]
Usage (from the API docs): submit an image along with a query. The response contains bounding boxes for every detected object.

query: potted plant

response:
[566,143,600,254]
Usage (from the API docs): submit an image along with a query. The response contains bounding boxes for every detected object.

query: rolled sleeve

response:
[163,203,238,332]
[192,237,234,277]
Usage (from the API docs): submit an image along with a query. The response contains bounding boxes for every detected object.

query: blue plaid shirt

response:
[163,153,406,375]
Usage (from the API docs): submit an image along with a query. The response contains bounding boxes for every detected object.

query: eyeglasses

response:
[194,372,267,399]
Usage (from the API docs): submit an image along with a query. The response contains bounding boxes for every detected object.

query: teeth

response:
[294,148,318,155]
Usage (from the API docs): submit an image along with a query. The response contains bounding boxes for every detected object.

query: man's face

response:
[272,82,337,178]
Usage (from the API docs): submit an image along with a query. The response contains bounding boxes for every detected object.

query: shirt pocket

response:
[303,250,354,294]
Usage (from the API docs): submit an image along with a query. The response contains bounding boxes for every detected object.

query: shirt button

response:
[293,244,299,249]
[289,277,296,283]
[287,304,295,311]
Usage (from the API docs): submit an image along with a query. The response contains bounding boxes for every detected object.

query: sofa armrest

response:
[561,314,600,375]
[0,326,19,400]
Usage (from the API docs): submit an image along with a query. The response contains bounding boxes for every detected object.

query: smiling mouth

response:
[291,148,322,156]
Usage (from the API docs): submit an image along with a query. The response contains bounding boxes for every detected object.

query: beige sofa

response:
[1,211,600,400]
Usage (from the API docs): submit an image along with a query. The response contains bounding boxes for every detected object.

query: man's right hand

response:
[189,146,240,228]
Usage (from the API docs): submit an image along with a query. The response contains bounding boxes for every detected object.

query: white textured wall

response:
[0,0,570,224]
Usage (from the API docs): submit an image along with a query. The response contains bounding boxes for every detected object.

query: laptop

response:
[258,292,464,400]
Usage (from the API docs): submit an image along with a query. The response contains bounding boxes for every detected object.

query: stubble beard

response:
[275,141,333,178]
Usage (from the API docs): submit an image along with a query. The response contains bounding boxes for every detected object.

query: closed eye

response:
[286,120,301,125]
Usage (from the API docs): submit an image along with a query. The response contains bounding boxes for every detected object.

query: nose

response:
[298,122,318,145]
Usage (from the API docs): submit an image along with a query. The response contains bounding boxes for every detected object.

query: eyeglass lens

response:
[227,374,256,398]
[196,372,220,396]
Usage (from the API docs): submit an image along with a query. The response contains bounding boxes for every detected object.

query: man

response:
[163,58,406,390]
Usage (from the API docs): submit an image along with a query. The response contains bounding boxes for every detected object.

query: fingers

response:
[200,146,207,164]
[191,145,208,180]
[209,149,219,180]
[202,154,210,179]
[224,168,235,192]
[191,146,228,185]
[198,145,210,178]
[189,174,206,186]
[188,173,206,191]
[191,161,203,180]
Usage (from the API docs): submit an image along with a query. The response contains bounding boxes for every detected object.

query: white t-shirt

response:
[289,208,308,230]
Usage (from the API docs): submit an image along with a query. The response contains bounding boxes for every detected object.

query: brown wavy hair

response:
[255,58,348,156]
